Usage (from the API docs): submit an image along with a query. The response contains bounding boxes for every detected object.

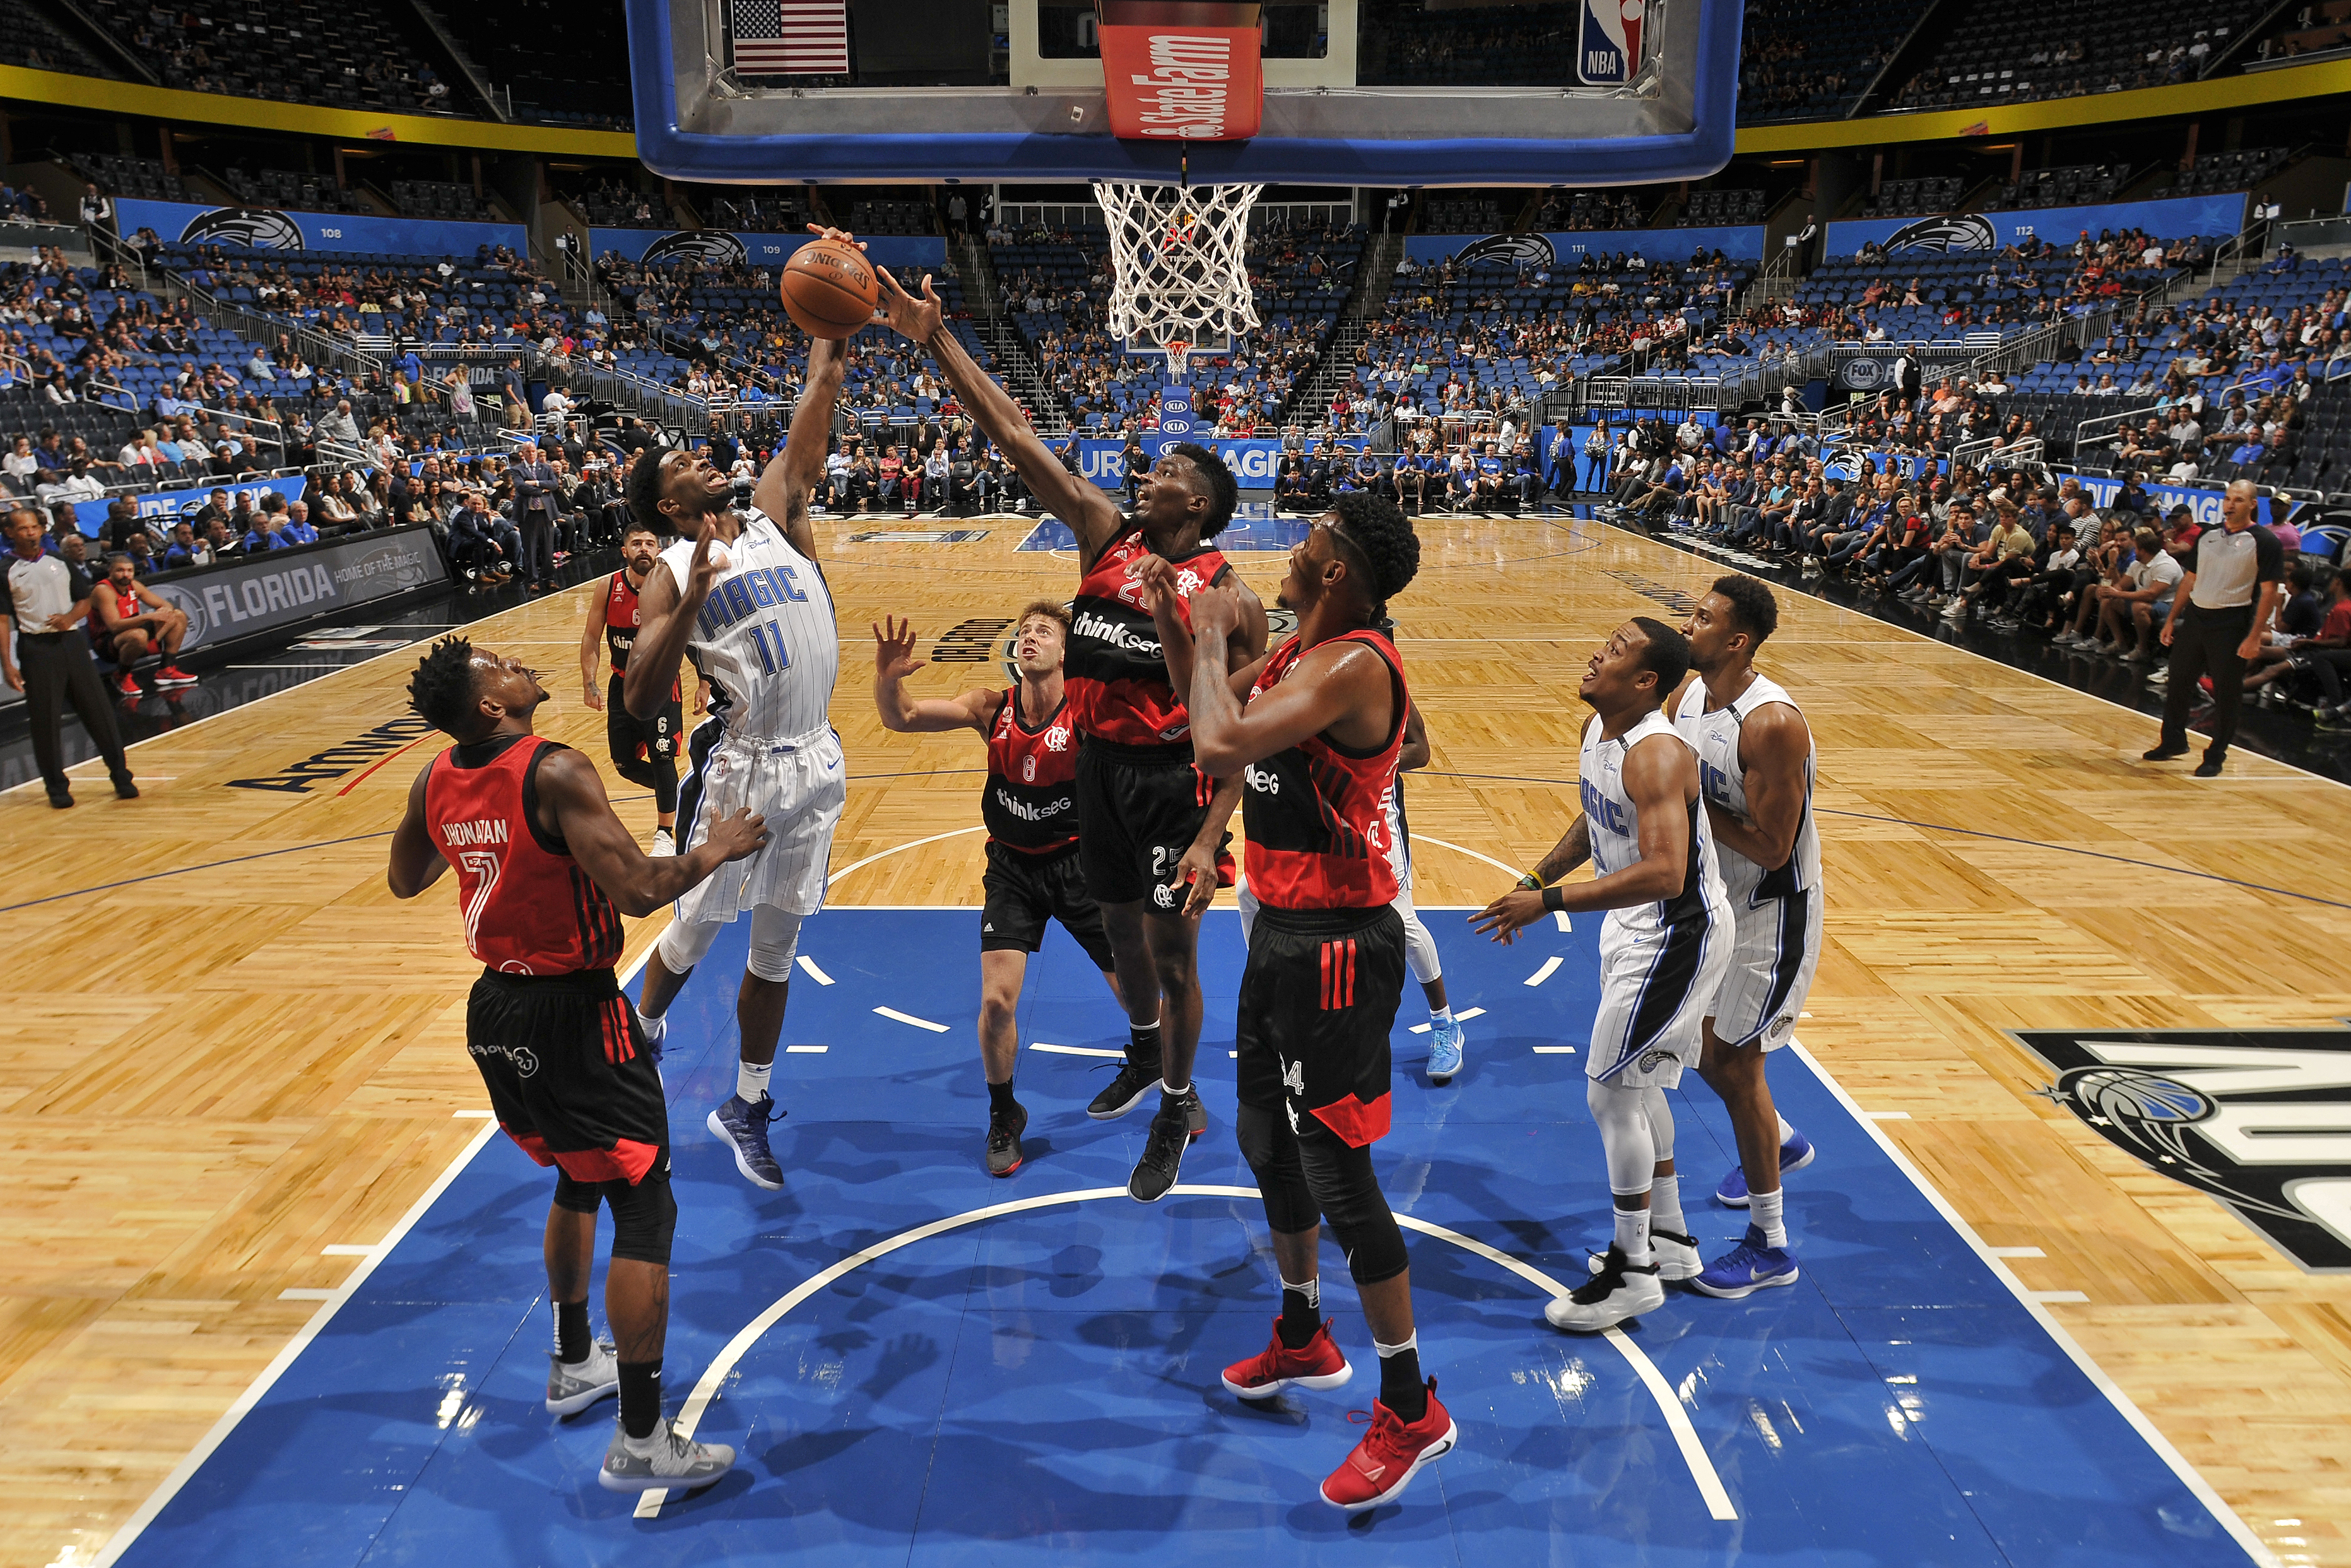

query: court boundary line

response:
[632,1182,1737,1523]
[1788,1041,2283,1568]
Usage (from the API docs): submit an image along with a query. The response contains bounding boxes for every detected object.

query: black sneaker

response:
[1087,1056,1160,1120]
[2142,744,2190,762]
[1128,1101,1189,1202]
[112,775,139,800]
[1179,1084,1206,1141]
[2193,751,2225,777]
[986,1101,1028,1177]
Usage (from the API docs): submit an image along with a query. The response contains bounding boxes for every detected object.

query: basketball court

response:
[5,3,2350,1567]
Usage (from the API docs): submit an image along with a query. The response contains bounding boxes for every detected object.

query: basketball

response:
[781,237,880,339]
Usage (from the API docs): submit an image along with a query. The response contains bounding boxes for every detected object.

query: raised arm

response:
[534,746,768,916]
[757,327,847,560]
[871,615,996,734]
[623,531,717,720]
[874,265,1122,557]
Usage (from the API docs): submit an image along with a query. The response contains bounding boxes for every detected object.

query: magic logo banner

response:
[587,229,945,269]
[114,198,527,259]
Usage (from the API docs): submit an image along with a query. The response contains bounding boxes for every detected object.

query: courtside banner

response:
[1061,437,1311,489]
[114,198,526,259]
[1822,194,2246,257]
[586,229,945,268]
[145,525,449,654]
[1405,227,1768,267]
[1097,4,1263,142]
[71,474,308,535]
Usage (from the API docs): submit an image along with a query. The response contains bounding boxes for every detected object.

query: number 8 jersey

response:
[659,507,839,740]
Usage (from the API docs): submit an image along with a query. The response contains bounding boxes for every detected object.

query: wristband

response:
[1541,885,1568,914]
[1516,872,1542,892]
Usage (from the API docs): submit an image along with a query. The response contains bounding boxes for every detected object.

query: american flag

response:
[732,0,849,74]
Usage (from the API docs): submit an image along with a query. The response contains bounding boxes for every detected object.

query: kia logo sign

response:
[1162,416,1194,435]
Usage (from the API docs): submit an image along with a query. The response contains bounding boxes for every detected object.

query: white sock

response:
[1374,1331,1417,1359]
[1282,1276,1320,1309]
[1430,1005,1453,1027]
[1753,1188,1788,1249]
[635,1003,664,1034]
[737,1059,772,1104]
[1613,1203,1652,1266]
[1651,1174,1684,1236]
[1776,1112,1796,1145]
[1160,1078,1189,1098]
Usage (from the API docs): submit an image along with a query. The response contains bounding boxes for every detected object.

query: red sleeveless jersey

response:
[603,569,642,674]
[1239,630,1408,911]
[984,687,1081,854]
[1066,524,1232,750]
[423,736,625,975]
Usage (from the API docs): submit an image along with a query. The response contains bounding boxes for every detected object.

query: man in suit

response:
[511,439,560,592]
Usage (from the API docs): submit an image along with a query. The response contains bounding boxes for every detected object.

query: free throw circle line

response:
[633,1184,1737,1521]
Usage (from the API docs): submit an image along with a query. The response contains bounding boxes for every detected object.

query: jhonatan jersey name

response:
[423,735,623,976]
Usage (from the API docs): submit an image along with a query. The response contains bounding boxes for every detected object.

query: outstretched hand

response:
[873,615,926,682]
[875,266,942,342]
[806,223,866,250]
[1470,888,1546,945]
[1126,553,1180,618]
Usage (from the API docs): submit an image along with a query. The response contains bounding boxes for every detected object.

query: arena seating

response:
[1685,189,1770,225]
[1995,163,2132,210]
[218,163,364,215]
[73,0,465,115]
[1863,177,1966,218]
[1423,196,1509,234]
[0,0,114,75]
[414,0,633,131]
[388,180,500,223]
[1892,0,2265,109]
[1356,0,1577,87]
[1737,0,1918,122]
[2150,146,2291,197]
[67,153,191,204]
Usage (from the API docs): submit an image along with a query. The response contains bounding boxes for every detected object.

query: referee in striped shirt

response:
[2,506,136,807]
[2146,480,2283,777]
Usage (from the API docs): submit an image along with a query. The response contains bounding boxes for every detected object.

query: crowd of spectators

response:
[1890,0,2266,109]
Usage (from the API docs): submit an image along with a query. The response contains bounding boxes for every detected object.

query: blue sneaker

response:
[1427,1016,1466,1083]
[706,1093,786,1190]
[1714,1127,1816,1206]
[1690,1225,1799,1299]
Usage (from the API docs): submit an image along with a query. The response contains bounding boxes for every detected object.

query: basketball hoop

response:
[1094,179,1262,382]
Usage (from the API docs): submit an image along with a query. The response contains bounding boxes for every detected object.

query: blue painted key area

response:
[1017,505,1315,553]
[115,909,2258,1567]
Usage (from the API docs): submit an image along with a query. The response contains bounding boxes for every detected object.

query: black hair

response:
[625,444,673,534]
[1629,616,1692,695]
[623,516,662,541]
[2290,560,2318,592]
[1165,441,1238,536]
[1331,491,1420,608]
[1709,574,1780,646]
[408,635,485,738]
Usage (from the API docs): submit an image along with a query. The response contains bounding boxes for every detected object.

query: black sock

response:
[1377,1341,1427,1422]
[555,1297,591,1364]
[618,1360,663,1440]
[1128,1023,1161,1072]
[987,1078,1018,1116]
[1278,1282,1320,1349]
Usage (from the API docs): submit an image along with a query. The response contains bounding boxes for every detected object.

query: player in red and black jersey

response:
[1137,492,1455,1514]
[387,636,767,1495]
[876,268,1268,1207]
[871,601,1126,1178]
[577,521,691,854]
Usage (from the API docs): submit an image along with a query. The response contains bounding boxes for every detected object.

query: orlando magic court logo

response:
[1454,233,1557,271]
[642,229,750,267]
[179,206,305,250]
[1577,0,1646,85]
[2014,1027,2351,1271]
[1882,213,2000,254]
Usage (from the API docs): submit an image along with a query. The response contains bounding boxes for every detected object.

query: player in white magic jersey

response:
[1236,696,1468,1081]
[1671,576,1818,1297]
[1475,617,1729,1333]
[623,300,851,1193]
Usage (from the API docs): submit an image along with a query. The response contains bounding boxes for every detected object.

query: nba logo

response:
[1577,0,1645,85]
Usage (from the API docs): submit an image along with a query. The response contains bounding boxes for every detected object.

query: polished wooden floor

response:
[4,511,2347,1568]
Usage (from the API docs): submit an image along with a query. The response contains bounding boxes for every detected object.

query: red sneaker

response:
[1220,1316,1352,1401]
[154,665,197,687]
[115,671,141,697]
[1319,1378,1456,1512]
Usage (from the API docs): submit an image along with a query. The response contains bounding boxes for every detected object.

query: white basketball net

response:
[1093,180,1263,379]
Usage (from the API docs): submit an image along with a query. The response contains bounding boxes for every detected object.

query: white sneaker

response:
[546,1338,620,1416]
[651,828,676,857]
[1547,1246,1665,1331]
[598,1417,737,1494]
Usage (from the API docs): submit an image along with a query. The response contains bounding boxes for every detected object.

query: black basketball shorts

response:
[1075,738,1234,909]
[466,967,671,1186]
[981,840,1117,971]
[1235,904,1406,1148]
[606,673,681,764]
